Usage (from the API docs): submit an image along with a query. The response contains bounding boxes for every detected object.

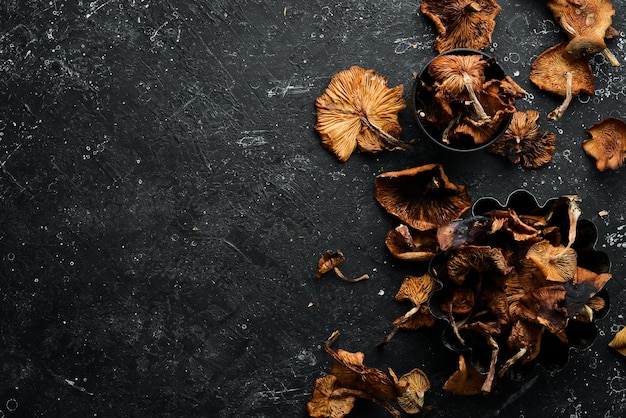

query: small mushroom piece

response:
[307,374,356,418]
[529,42,595,121]
[608,326,626,356]
[375,164,472,231]
[565,266,612,319]
[443,353,487,396]
[504,320,544,367]
[315,66,408,162]
[436,215,492,251]
[488,110,557,168]
[582,117,626,171]
[385,224,438,261]
[315,250,369,282]
[429,54,490,121]
[525,240,577,283]
[547,0,619,65]
[389,368,431,415]
[420,0,502,53]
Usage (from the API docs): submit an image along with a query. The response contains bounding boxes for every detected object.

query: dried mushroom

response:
[390,368,432,414]
[609,326,626,356]
[315,250,369,283]
[488,110,557,168]
[530,42,595,121]
[385,224,439,261]
[547,0,619,66]
[307,374,356,418]
[420,0,502,53]
[525,240,578,283]
[375,164,471,231]
[582,117,626,171]
[315,66,409,162]
[443,353,487,395]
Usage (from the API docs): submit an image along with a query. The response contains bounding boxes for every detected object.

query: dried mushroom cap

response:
[375,164,471,231]
[396,273,438,306]
[315,66,408,162]
[389,368,431,414]
[583,117,626,171]
[307,374,356,418]
[385,224,438,261]
[488,110,557,168]
[442,353,487,395]
[446,245,511,286]
[429,54,489,120]
[608,326,626,356]
[506,320,544,365]
[530,42,594,120]
[547,0,619,65]
[420,0,502,53]
[316,250,346,278]
[511,285,569,337]
[526,240,577,283]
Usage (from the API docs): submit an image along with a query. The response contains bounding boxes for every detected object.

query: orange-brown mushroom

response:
[315,250,370,282]
[547,0,619,66]
[582,117,626,171]
[429,54,490,121]
[488,110,557,168]
[315,66,408,162]
[389,368,431,414]
[307,374,356,418]
[420,0,502,53]
[443,353,487,395]
[446,245,511,286]
[375,164,471,231]
[608,326,626,356]
[526,240,577,283]
[385,224,438,261]
[529,42,595,121]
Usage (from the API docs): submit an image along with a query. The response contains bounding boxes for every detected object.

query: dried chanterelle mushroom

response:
[582,117,626,171]
[547,0,620,66]
[420,0,502,53]
[315,66,409,162]
[375,164,472,231]
[488,110,557,168]
[315,250,369,283]
[530,42,595,121]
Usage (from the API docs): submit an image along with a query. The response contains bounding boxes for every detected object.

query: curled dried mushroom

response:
[315,250,369,282]
[582,117,626,171]
[315,66,409,162]
[420,0,502,53]
[488,110,557,168]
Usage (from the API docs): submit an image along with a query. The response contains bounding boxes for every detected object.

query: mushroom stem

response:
[547,71,573,121]
[379,306,421,346]
[449,302,466,346]
[360,116,412,150]
[442,113,462,144]
[466,2,482,12]
[462,73,489,120]
[333,266,369,283]
[481,334,499,394]
[498,347,527,378]
[602,48,620,67]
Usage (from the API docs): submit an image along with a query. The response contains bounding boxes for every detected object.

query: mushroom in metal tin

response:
[420,0,502,53]
[375,164,471,231]
[582,117,626,171]
[315,66,409,162]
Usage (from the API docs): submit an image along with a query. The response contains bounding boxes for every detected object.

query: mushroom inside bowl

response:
[411,48,525,152]
[427,190,611,392]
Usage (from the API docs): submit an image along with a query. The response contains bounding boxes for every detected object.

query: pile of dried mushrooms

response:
[309,0,624,416]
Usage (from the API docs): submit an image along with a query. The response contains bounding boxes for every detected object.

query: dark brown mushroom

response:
[488,110,557,168]
[315,66,408,162]
[420,0,502,53]
[547,0,619,66]
[510,285,569,340]
[375,164,472,231]
[582,117,626,171]
[315,250,369,282]
[446,245,511,286]
[529,42,595,121]
[385,224,438,261]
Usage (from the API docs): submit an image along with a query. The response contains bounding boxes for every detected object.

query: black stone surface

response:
[1,1,626,417]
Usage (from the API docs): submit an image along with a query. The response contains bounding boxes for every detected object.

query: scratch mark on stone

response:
[150,21,170,42]
[85,0,115,19]
[222,238,253,264]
